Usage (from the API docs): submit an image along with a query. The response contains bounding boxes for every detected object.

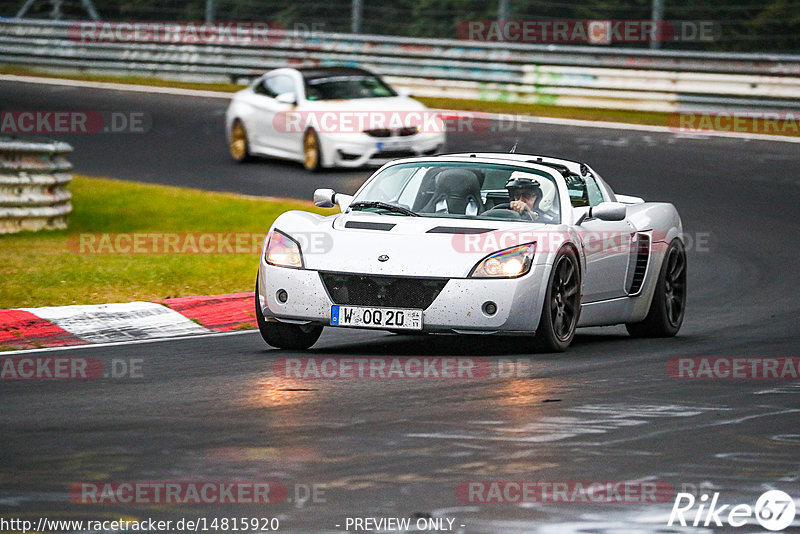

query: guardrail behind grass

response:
[1,19,800,112]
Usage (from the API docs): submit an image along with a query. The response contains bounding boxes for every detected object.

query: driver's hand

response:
[509,200,529,214]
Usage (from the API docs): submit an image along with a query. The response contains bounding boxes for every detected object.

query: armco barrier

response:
[1,19,799,112]
[0,136,73,234]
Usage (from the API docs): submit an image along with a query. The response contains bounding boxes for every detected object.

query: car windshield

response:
[349,162,562,224]
[305,75,397,100]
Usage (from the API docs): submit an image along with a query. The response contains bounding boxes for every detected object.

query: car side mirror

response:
[275,92,297,105]
[591,202,627,221]
[396,87,411,97]
[314,189,353,212]
[313,188,336,208]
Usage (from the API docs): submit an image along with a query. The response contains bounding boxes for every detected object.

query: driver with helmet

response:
[506,175,551,221]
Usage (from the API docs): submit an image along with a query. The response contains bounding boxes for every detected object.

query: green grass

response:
[4,64,798,136]
[0,175,334,308]
[0,64,243,93]
[0,64,672,126]
[415,96,674,126]
[2,64,658,123]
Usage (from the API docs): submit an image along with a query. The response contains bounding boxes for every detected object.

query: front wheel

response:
[532,247,581,352]
[302,129,322,172]
[255,275,323,349]
[626,239,686,337]
[229,120,252,162]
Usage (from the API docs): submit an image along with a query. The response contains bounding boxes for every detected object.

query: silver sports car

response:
[255,153,686,351]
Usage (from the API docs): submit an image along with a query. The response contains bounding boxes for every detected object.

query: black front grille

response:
[364,127,418,137]
[320,272,448,309]
[337,150,360,160]
[364,128,391,137]
[374,149,416,159]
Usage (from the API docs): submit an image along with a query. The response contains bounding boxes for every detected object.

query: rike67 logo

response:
[668,490,796,531]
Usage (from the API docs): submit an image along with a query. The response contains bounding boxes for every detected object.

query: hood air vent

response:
[426,226,495,234]
[345,221,396,231]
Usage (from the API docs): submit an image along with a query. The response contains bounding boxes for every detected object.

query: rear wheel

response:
[626,239,686,337]
[229,120,251,162]
[302,129,321,171]
[255,274,323,349]
[533,247,581,352]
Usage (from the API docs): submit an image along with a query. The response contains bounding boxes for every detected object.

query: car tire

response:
[229,120,252,163]
[255,274,323,350]
[302,129,322,172]
[532,247,581,352]
[626,239,686,338]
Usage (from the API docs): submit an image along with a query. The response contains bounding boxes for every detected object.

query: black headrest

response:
[437,168,481,196]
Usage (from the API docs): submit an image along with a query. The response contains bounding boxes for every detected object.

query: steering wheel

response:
[492,202,557,223]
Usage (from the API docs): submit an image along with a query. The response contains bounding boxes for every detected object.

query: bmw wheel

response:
[229,120,252,163]
[302,129,321,172]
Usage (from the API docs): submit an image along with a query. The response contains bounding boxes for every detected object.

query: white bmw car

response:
[225,66,446,170]
[255,153,686,351]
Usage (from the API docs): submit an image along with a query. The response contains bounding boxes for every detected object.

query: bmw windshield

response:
[305,75,397,100]
[349,162,562,224]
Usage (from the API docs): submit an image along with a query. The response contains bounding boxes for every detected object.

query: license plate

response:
[330,305,423,330]
[376,141,410,151]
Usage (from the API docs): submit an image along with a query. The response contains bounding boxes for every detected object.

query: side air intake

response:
[626,233,650,295]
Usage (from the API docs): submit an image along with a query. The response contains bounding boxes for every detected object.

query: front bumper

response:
[257,261,550,334]
[323,132,445,168]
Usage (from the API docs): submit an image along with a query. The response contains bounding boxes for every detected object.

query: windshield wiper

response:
[349,201,419,217]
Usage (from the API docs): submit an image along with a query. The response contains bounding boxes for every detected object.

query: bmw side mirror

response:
[275,92,297,105]
[313,188,336,208]
[591,202,627,221]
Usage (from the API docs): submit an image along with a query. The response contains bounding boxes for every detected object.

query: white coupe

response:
[255,153,686,351]
[226,66,446,170]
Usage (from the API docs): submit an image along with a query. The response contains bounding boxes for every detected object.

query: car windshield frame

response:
[304,75,398,101]
[349,161,563,224]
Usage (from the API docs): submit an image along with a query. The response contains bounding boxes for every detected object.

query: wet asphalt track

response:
[1,80,800,533]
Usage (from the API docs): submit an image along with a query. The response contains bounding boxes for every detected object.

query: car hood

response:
[270,211,562,278]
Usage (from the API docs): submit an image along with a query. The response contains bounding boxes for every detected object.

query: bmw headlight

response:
[469,243,535,278]
[265,230,304,269]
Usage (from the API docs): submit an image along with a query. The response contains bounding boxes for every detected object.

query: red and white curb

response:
[0,292,256,351]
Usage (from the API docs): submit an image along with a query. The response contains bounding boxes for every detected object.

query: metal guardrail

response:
[0,135,73,234]
[1,19,800,112]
